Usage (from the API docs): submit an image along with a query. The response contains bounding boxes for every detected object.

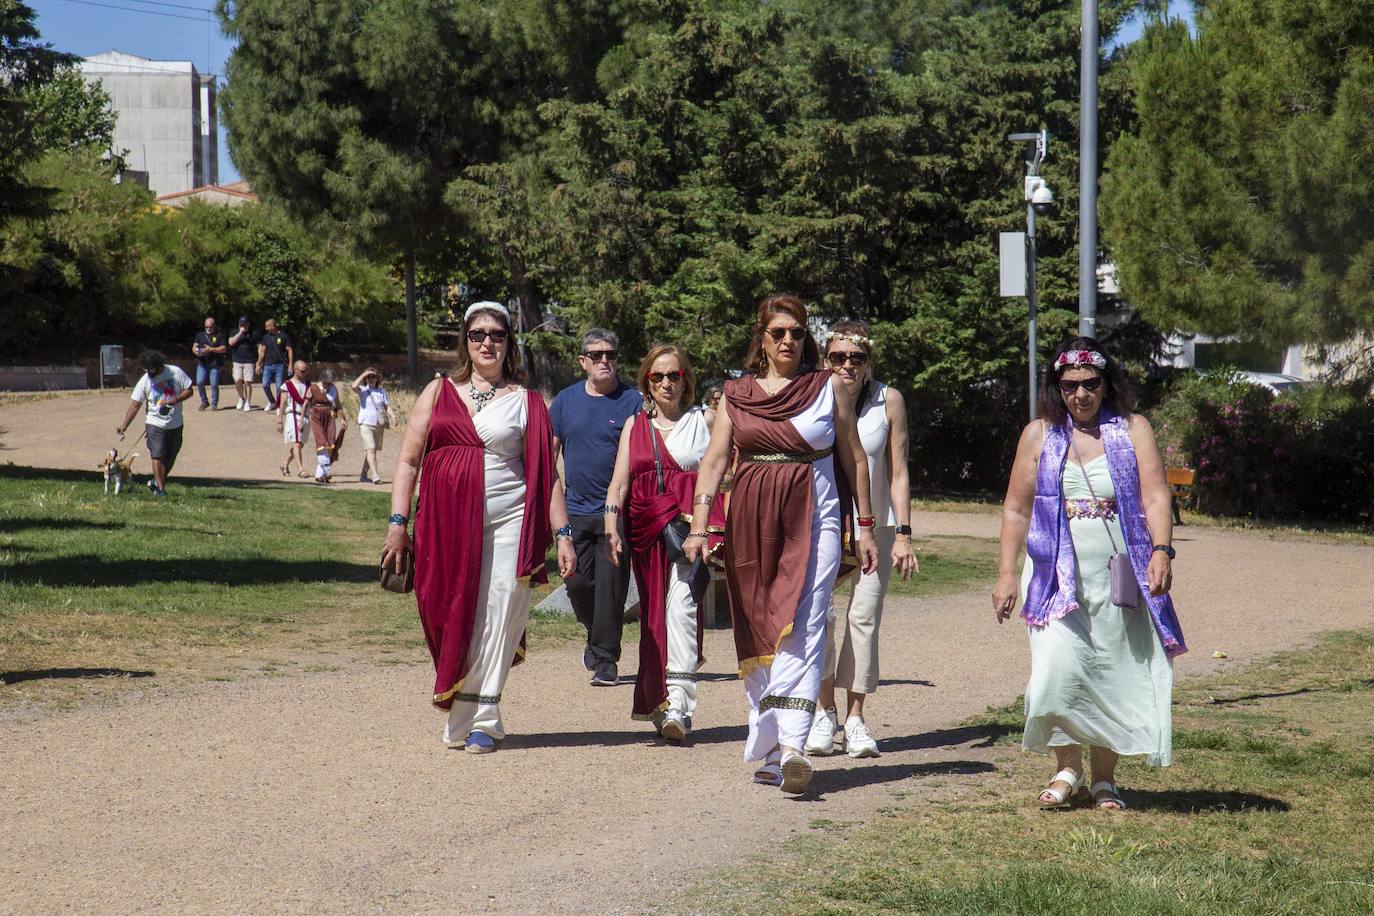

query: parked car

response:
[1236,372,1308,395]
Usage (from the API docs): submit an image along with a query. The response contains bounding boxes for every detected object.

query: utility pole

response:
[1006,130,1052,421]
[1079,0,1099,338]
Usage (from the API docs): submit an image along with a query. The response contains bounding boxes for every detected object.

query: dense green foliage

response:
[1103,2,1374,350]
[0,1,73,224]
[1151,371,1374,523]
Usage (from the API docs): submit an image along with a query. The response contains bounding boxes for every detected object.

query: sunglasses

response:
[648,370,683,384]
[583,349,618,363]
[467,329,508,344]
[766,327,807,342]
[825,351,870,367]
[1058,377,1104,394]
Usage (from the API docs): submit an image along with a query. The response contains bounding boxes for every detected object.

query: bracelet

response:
[693,494,714,506]
[856,515,876,528]
[603,504,620,515]
[388,513,408,527]
[556,524,573,540]
[684,532,708,540]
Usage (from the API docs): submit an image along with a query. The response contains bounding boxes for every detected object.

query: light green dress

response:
[1020,455,1173,766]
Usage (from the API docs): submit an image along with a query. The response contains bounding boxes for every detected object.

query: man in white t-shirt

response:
[116,350,195,496]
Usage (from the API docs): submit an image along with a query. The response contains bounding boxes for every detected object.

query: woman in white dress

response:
[994,337,1184,809]
[686,294,878,794]
[605,345,715,740]
[382,302,567,753]
[806,320,919,759]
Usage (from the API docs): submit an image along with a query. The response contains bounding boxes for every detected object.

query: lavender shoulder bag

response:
[1069,433,1140,610]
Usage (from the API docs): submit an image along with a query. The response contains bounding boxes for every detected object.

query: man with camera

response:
[229,316,258,410]
[116,350,194,497]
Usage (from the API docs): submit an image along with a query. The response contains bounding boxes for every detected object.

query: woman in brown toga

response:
[685,294,878,794]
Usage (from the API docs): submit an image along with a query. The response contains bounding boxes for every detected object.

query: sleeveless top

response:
[854,382,894,526]
[657,406,710,470]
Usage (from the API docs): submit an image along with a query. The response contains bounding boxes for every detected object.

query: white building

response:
[79,51,217,196]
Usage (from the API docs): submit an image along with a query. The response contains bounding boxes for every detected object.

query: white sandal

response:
[1091,781,1127,810]
[753,750,782,786]
[780,750,814,794]
[1039,768,1086,807]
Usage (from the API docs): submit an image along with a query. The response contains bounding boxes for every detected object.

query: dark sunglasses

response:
[583,349,618,363]
[467,329,508,344]
[825,350,870,367]
[1058,377,1104,394]
[766,327,807,342]
[648,370,683,384]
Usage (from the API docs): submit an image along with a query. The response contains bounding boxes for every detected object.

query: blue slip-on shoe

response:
[465,731,496,754]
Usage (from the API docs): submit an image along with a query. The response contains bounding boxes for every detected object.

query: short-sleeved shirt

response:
[131,365,193,430]
[357,386,389,426]
[230,327,256,362]
[194,329,227,367]
[550,379,641,515]
[258,329,293,366]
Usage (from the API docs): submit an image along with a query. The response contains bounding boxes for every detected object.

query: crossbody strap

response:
[1067,425,1121,555]
[648,415,667,494]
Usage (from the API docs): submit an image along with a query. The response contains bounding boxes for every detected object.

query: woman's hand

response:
[557,538,576,578]
[605,527,623,567]
[381,525,411,573]
[684,532,706,565]
[892,536,919,581]
[858,530,879,575]
[1147,551,1172,596]
[992,572,1019,624]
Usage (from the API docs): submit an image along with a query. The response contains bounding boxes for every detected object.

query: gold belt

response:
[739,445,834,464]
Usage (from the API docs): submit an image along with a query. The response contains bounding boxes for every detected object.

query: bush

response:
[1151,370,1374,524]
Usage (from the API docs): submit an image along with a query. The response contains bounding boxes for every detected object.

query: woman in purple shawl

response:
[994,337,1184,811]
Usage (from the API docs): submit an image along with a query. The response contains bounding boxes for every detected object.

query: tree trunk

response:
[405,249,418,385]
[504,245,556,391]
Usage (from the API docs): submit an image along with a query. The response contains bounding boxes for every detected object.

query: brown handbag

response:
[379,550,414,594]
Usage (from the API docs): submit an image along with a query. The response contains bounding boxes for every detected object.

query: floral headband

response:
[1054,349,1107,371]
[826,331,873,348]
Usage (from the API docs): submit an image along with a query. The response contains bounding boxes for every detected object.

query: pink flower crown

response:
[1054,349,1107,371]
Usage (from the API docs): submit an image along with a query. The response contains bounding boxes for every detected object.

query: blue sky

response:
[30,0,1195,190]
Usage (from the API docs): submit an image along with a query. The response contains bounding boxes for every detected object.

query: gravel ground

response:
[4,392,1374,913]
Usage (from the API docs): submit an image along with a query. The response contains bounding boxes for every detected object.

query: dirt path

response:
[4,392,1374,913]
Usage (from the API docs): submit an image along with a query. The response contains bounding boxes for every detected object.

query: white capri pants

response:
[824,525,896,696]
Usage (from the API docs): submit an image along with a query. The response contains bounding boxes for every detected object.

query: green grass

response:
[836,534,1000,601]
[692,630,1374,915]
[0,466,587,697]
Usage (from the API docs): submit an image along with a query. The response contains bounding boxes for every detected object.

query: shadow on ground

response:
[1124,789,1290,814]
[1,667,155,686]
[807,759,998,799]
[501,723,750,751]
[0,518,128,534]
[0,464,283,490]
[881,724,1020,753]
[0,556,376,587]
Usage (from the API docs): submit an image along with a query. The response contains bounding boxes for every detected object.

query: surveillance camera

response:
[1030,183,1054,214]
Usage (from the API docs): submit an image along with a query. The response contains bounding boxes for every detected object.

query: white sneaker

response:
[804,707,839,755]
[236,398,245,410]
[844,716,880,758]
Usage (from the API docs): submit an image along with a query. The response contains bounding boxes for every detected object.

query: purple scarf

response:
[1023,410,1187,658]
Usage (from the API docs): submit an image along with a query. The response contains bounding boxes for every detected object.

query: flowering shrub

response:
[1150,371,1374,524]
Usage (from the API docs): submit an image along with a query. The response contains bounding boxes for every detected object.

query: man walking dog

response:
[116,350,194,496]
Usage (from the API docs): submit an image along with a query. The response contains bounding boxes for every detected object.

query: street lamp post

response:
[1008,130,1052,421]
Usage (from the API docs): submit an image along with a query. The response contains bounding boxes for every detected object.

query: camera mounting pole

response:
[1007,130,1050,421]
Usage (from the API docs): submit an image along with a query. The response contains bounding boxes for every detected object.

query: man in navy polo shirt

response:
[550,328,641,686]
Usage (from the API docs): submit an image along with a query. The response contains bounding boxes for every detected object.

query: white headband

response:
[464,300,511,323]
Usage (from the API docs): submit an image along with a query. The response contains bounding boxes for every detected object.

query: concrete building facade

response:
[79,51,217,196]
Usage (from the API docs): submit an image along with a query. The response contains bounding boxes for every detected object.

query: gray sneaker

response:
[660,709,689,742]
[590,661,618,686]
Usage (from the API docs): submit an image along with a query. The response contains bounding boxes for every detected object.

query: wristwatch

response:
[1151,544,1176,560]
[895,524,913,537]
[556,524,573,540]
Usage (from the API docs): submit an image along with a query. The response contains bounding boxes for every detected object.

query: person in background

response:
[604,345,715,742]
[703,383,723,413]
[192,316,228,411]
[550,329,642,688]
[277,359,311,478]
[116,349,194,496]
[256,318,294,412]
[352,367,396,484]
[806,320,918,760]
[229,316,258,410]
[994,337,1184,811]
[309,368,346,483]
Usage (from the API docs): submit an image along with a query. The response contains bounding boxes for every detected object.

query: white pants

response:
[665,559,700,717]
[315,448,332,479]
[443,496,531,742]
[742,517,840,762]
[824,525,896,696]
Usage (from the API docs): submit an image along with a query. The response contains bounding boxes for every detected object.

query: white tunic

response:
[657,406,712,717]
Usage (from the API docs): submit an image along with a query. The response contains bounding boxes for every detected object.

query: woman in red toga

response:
[381,302,572,753]
[603,344,719,741]
[686,294,879,793]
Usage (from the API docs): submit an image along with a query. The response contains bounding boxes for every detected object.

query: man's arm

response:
[116,398,141,436]
[256,342,265,369]
[286,344,295,366]
[229,328,246,346]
